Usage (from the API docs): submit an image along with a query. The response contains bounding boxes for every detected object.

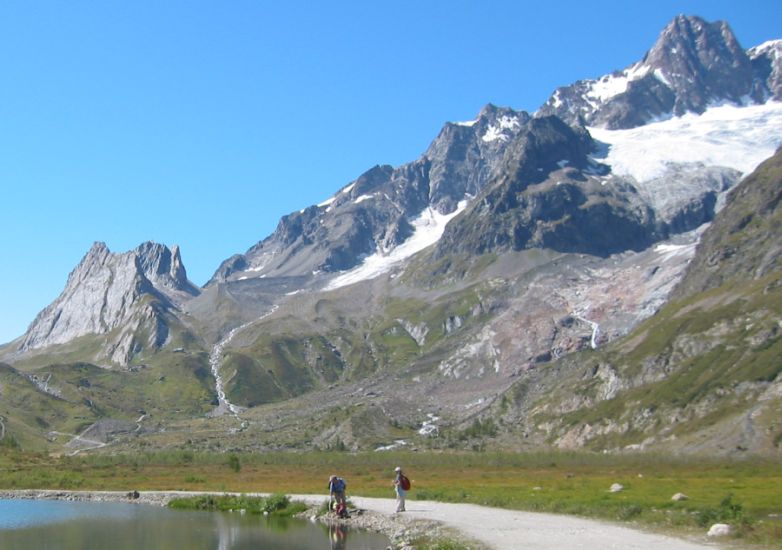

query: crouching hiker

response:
[393,466,411,512]
[328,474,349,518]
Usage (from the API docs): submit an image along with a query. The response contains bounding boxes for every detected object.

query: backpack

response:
[331,477,346,493]
[335,502,349,518]
[399,474,411,491]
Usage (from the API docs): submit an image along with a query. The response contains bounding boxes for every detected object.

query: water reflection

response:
[0,499,389,549]
[329,523,348,550]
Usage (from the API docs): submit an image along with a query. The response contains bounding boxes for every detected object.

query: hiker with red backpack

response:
[393,466,410,512]
[328,475,349,518]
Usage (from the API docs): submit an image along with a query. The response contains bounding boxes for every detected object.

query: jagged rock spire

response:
[19,241,199,364]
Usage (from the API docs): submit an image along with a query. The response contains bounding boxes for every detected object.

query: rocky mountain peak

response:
[134,241,199,297]
[643,15,754,112]
[537,14,769,129]
[18,242,198,363]
[209,104,535,283]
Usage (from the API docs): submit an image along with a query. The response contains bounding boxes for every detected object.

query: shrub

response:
[694,493,750,528]
[227,454,241,473]
[263,493,290,513]
[168,493,302,516]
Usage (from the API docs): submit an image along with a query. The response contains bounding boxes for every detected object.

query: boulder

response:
[609,483,624,493]
[671,492,689,501]
[707,523,732,537]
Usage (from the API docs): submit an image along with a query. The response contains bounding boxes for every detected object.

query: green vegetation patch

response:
[168,493,306,517]
[225,333,348,407]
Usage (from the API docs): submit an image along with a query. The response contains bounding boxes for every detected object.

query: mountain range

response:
[1,15,780,457]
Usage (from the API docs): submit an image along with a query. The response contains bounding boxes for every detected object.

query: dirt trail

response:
[291,494,717,549]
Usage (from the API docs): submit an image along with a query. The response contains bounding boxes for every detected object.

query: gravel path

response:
[0,490,721,549]
[291,494,719,550]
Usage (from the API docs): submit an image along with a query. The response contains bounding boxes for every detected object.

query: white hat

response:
[395,466,401,471]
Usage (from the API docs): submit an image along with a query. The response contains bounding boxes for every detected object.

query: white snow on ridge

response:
[354,194,375,204]
[589,101,782,183]
[325,200,469,290]
[482,125,505,143]
[748,39,782,59]
[317,196,336,208]
[586,62,651,103]
[653,68,671,87]
[551,89,564,109]
[482,115,520,143]
[453,119,478,127]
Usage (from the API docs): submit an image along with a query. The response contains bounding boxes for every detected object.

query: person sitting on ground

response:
[328,474,347,509]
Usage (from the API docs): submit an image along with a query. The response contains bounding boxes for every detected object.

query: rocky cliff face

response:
[538,15,773,129]
[208,105,534,283]
[19,242,199,364]
[749,39,782,101]
[433,115,661,258]
[673,146,782,296]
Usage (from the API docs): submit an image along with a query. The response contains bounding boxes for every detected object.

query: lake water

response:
[0,499,390,549]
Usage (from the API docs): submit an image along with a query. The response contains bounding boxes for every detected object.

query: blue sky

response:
[1,1,780,344]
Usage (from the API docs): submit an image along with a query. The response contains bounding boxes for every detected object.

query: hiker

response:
[328,474,348,515]
[393,466,410,512]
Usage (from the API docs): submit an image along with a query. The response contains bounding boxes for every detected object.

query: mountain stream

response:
[209,305,278,418]
[572,310,600,350]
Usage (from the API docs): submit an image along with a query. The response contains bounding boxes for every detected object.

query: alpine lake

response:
[0,498,390,549]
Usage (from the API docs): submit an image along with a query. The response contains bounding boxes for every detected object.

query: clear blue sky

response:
[1,1,780,344]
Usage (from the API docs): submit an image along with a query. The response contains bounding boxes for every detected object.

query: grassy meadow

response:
[0,449,780,545]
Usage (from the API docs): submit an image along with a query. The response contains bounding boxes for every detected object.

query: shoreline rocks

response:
[297,505,454,549]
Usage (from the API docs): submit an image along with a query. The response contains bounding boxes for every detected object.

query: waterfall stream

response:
[209,305,278,417]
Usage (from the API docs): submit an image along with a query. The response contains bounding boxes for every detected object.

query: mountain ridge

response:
[538,15,777,129]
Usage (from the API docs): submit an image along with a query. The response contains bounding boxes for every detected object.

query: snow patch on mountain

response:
[325,200,469,290]
[318,196,336,208]
[749,39,782,59]
[354,194,375,204]
[654,242,697,262]
[586,63,652,103]
[589,101,782,183]
[482,115,521,142]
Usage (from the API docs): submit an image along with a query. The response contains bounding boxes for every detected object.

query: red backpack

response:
[399,474,411,491]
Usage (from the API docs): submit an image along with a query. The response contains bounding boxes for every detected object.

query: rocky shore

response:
[0,489,175,507]
[298,505,470,550]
